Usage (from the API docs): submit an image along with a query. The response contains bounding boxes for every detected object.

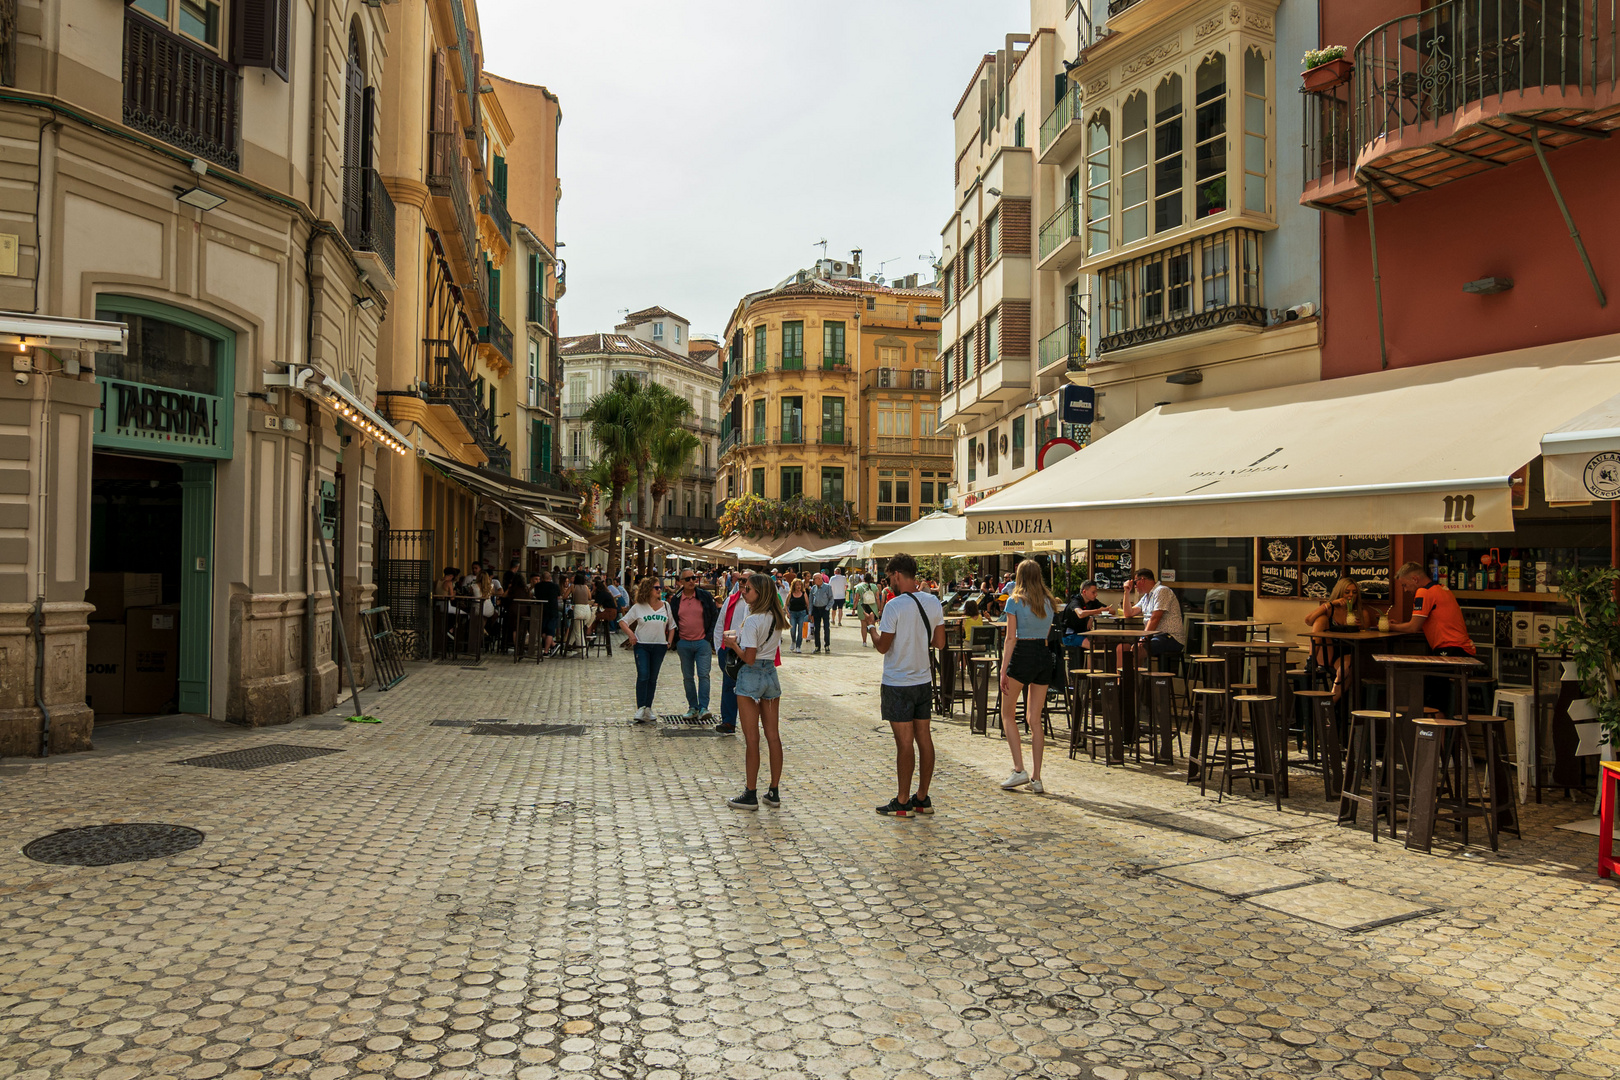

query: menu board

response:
[1261,534,1392,600]
[1091,539,1134,591]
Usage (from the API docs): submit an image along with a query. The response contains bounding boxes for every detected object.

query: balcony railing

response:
[1107,0,1144,14]
[527,287,554,331]
[417,338,510,472]
[682,416,719,434]
[427,131,478,269]
[1097,228,1265,354]
[1039,80,1083,155]
[862,367,939,392]
[685,465,718,481]
[122,11,241,170]
[479,316,513,365]
[342,166,397,278]
[1303,0,1617,210]
[1038,199,1081,262]
[1038,321,1087,372]
[719,429,739,456]
[525,468,564,491]
[562,402,589,419]
[480,191,512,246]
[560,454,592,471]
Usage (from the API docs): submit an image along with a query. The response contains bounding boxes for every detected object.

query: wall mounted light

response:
[1165,370,1203,385]
[175,186,227,212]
[354,295,377,310]
[987,187,1002,197]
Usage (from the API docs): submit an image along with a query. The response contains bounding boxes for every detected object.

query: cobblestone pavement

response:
[2,621,1617,1080]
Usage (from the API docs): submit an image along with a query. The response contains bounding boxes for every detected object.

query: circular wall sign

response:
[1037,437,1082,470]
[1583,451,1620,500]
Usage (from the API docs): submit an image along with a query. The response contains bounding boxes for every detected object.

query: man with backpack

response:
[873,553,945,818]
[809,573,833,654]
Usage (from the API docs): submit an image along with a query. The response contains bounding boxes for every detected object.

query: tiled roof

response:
[557,333,720,377]
[617,305,689,327]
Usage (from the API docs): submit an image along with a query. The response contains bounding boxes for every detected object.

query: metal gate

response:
[374,500,435,660]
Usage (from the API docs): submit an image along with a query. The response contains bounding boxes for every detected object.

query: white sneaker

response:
[1000,770,1031,790]
[1029,779,1045,794]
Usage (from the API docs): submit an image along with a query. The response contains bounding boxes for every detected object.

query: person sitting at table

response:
[960,599,985,639]
[1387,561,1476,714]
[1119,568,1186,670]
[1305,577,1365,701]
[1061,579,1109,667]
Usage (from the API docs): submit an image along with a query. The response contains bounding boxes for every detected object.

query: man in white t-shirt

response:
[1120,568,1186,669]
[829,570,849,625]
[874,553,946,818]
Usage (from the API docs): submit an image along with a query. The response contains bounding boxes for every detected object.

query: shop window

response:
[1120,92,1149,244]
[1036,413,1056,449]
[1086,111,1111,256]
[780,466,803,500]
[1194,53,1228,218]
[94,296,236,458]
[1154,74,1184,233]
[821,467,845,504]
[1244,48,1268,213]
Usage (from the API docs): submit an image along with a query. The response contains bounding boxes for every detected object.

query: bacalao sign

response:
[93,376,233,459]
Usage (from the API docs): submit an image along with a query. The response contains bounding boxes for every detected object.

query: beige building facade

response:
[0,0,407,752]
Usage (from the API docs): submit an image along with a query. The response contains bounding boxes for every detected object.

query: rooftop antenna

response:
[813,238,828,259]
[876,257,901,283]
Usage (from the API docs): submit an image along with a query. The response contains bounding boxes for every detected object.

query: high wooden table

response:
[1371,652,1486,846]
[1210,639,1308,797]
[1083,627,1163,764]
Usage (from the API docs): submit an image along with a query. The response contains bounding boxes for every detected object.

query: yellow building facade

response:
[719,268,946,534]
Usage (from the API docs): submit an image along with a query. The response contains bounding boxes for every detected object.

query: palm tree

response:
[580,373,645,580]
[629,383,694,528]
[647,426,701,533]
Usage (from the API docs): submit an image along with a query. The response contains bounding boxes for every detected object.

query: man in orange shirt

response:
[1389,560,1476,712]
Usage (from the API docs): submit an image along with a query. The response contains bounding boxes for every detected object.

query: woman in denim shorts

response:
[724,573,790,811]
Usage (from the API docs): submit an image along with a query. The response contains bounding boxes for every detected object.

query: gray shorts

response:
[881,682,932,724]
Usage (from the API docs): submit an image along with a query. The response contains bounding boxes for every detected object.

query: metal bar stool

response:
[1405,716,1491,853]
[1340,709,1399,841]
[969,657,996,735]
[1188,687,1227,789]
[1460,714,1521,846]
[1220,695,1283,810]
[1067,666,1091,758]
[1293,690,1342,800]
[1137,669,1178,765]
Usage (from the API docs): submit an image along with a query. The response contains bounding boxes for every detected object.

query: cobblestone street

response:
[3,622,1617,1080]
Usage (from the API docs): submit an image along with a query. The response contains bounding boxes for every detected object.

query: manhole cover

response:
[657,713,713,727]
[173,744,344,770]
[470,723,584,736]
[24,823,204,866]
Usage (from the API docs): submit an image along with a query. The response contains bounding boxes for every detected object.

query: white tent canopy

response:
[865,511,1018,557]
[966,334,1620,541]
[711,545,772,563]
[770,546,818,565]
[805,540,863,561]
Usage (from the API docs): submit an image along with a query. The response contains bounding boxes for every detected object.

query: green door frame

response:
[94,295,235,716]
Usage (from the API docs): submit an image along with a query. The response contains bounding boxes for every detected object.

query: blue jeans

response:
[634,643,667,709]
[790,609,810,647]
[675,639,713,713]
[811,606,831,649]
[719,652,738,728]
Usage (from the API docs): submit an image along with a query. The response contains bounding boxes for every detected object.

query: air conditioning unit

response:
[911,368,928,389]
[877,367,896,388]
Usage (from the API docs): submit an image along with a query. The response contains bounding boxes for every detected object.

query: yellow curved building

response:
[719,266,947,534]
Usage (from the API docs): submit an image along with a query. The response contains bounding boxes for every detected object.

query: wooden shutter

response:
[343,43,363,172]
[233,0,290,81]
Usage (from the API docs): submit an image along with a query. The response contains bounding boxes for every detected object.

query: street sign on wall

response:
[1060,384,1095,426]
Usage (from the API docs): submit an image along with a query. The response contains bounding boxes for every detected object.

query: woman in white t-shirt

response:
[620,577,675,723]
[723,573,790,811]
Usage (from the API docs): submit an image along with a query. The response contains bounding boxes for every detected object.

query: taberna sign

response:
[94,376,232,459]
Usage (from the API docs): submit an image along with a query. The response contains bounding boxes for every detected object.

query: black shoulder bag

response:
[905,593,944,716]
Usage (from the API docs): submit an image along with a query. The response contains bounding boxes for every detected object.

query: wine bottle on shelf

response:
[1506,549,1521,592]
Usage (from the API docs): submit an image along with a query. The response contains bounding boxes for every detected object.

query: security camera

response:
[14,371,28,386]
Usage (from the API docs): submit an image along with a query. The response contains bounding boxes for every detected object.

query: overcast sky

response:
[480,0,1028,341]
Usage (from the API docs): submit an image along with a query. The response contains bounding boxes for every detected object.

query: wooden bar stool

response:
[1188,687,1226,790]
[1219,695,1283,810]
[1460,714,1520,846]
[1067,666,1091,758]
[1406,716,1490,853]
[969,657,996,735]
[1086,672,1123,765]
[1138,670,1178,765]
[1293,689,1340,799]
[1341,709,1399,841]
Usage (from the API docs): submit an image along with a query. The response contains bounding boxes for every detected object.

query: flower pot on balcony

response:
[1301,58,1352,92]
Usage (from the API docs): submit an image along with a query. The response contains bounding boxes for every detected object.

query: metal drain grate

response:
[173,744,344,770]
[656,713,714,727]
[431,718,507,727]
[24,823,204,866]
[660,728,721,738]
[471,723,585,736]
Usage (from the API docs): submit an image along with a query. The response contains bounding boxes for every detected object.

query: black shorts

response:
[881,682,932,723]
[1144,634,1184,658]
[1004,639,1054,686]
[832,599,845,609]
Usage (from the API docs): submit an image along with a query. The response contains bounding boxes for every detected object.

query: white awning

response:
[805,540,864,561]
[0,312,129,353]
[966,334,1620,540]
[867,511,1028,557]
[770,546,818,565]
[1542,393,1620,503]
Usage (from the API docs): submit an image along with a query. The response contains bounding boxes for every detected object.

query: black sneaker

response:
[909,794,934,815]
[727,790,758,811]
[714,723,736,735]
[762,788,781,808]
[876,798,910,817]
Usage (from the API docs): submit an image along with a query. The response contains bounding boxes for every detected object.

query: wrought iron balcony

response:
[685,465,718,481]
[1107,0,1144,14]
[1096,228,1265,354]
[122,10,241,170]
[1038,199,1083,270]
[480,191,512,246]
[427,131,479,272]
[527,287,554,331]
[525,468,564,491]
[862,367,939,393]
[1038,321,1087,373]
[479,316,513,365]
[1038,81,1085,162]
[561,402,588,419]
[1302,0,1619,213]
[719,429,739,456]
[417,338,510,472]
[342,166,397,278]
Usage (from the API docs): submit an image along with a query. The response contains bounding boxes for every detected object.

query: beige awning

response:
[867,511,1061,557]
[1542,393,1620,503]
[965,334,1620,540]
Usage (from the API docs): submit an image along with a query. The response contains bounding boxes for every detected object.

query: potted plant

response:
[1555,567,1620,763]
[1301,45,1351,92]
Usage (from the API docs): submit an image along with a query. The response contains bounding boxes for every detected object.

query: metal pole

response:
[1364,184,1391,369]
[1530,128,1608,307]
[317,518,364,721]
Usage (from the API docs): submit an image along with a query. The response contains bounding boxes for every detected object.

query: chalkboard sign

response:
[1091,539,1134,591]
[1303,565,1342,598]
[1304,536,1342,564]
[1349,563,1390,601]
[1260,563,1300,597]
[1345,535,1392,563]
[1262,537,1298,563]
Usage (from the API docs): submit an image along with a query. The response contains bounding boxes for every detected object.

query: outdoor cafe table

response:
[1082,627,1159,764]
[1210,639,1308,797]
[507,598,551,663]
[1368,652,1486,843]
[1304,629,1413,710]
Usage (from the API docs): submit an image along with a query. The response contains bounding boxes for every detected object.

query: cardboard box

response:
[1532,615,1558,650]
[123,605,179,715]
[1510,612,1535,648]
[87,573,162,621]
[85,622,125,715]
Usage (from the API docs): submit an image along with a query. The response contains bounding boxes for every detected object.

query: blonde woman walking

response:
[998,559,1056,793]
[723,573,790,811]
